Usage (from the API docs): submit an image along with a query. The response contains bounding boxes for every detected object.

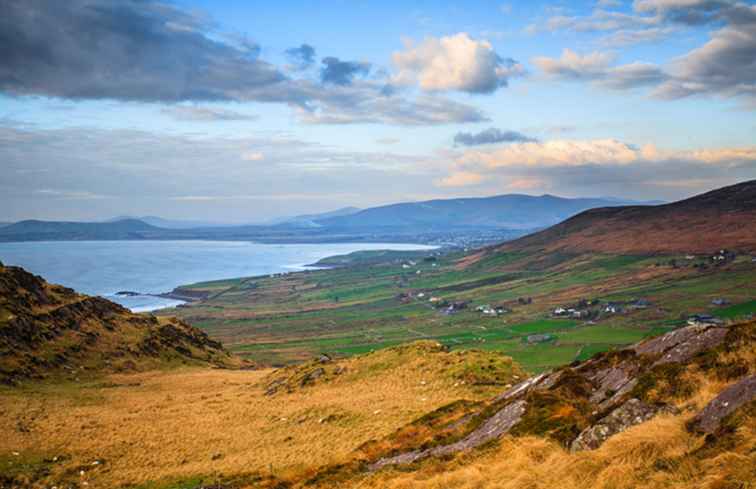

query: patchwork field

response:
[165,249,756,372]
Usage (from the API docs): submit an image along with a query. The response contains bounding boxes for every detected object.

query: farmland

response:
[165,248,756,372]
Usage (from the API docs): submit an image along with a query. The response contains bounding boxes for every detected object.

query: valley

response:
[1,181,755,488]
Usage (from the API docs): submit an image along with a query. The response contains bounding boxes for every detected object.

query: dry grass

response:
[353,409,755,489]
[0,345,514,487]
[345,352,756,489]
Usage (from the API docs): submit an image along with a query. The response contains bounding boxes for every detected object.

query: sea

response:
[0,240,434,312]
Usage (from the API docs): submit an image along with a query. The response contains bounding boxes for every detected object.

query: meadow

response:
[167,249,756,372]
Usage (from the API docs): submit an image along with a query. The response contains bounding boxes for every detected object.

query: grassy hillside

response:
[165,246,756,371]
[0,341,523,488]
[0,263,243,384]
[491,179,756,255]
[1,317,752,488]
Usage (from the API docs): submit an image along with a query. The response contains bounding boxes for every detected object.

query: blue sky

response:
[1,0,755,222]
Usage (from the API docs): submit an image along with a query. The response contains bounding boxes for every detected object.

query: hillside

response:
[2,313,752,488]
[299,319,755,489]
[318,194,648,231]
[106,216,233,229]
[492,180,756,255]
[0,263,242,385]
[0,218,165,242]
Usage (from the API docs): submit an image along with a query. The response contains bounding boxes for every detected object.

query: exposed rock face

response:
[0,265,242,384]
[370,400,527,470]
[689,375,756,434]
[571,399,672,451]
[364,321,749,471]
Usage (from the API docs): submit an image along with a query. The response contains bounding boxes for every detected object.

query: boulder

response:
[571,398,667,451]
[689,375,756,434]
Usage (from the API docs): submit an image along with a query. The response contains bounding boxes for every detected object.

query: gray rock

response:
[633,325,729,365]
[370,400,527,471]
[571,398,665,451]
[689,375,756,434]
[300,367,325,386]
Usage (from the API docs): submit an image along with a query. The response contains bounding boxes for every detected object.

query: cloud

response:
[285,44,316,70]
[633,0,732,25]
[391,33,524,94]
[440,137,756,198]
[34,189,110,200]
[454,128,537,146]
[544,10,658,33]
[0,124,451,220]
[296,91,489,125]
[536,0,736,48]
[436,171,484,187]
[533,49,615,80]
[241,151,264,161]
[162,106,258,121]
[457,139,645,168]
[320,57,371,85]
[653,4,756,104]
[0,1,487,126]
[533,49,667,89]
[0,0,285,102]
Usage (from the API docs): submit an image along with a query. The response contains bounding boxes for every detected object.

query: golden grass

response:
[345,351,756,489]
[353,410,755,489]
[0,345,511,487]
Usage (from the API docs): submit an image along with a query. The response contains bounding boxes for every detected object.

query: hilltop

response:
[0,263,243,385]
[490,180,756,255]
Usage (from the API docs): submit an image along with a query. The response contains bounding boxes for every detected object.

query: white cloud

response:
[436,171,483,187]
[533,49,614,80]
[437,138,756,198]
[242,151,265,161]
[457,139,642,168]
[534,49,667,89]
[391,33,524,94]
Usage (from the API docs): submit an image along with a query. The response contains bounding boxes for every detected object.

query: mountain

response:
[495,180,756,255]
[317,194,652,231]
[271,206,362,227]
[0,263,244,385]
[0,218,165,241]
[106,215,234,229]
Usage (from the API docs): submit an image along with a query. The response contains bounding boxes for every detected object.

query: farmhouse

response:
[687,314,724,327]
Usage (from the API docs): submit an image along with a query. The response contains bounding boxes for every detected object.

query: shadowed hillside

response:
[0,262,244,385]
[490,180,756,255]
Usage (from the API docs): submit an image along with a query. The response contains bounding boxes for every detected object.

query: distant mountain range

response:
[495,180,756,255]
[315,195,658,231]
[0,193,664,243]
[269,207,362,227]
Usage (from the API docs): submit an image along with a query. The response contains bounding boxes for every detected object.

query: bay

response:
[0,240,434,311]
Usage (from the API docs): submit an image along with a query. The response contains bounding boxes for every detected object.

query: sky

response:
[1,0,755,223]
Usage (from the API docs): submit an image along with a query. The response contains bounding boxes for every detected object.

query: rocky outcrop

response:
[689,375,756,434]
[0,265,244,385]
[363,320,753,471]
[571,399,675,451]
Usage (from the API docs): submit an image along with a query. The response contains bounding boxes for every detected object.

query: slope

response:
[491,180,756,255]
[0,262,243,385]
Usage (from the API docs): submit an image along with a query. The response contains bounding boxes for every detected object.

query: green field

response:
[163,248,756,372]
